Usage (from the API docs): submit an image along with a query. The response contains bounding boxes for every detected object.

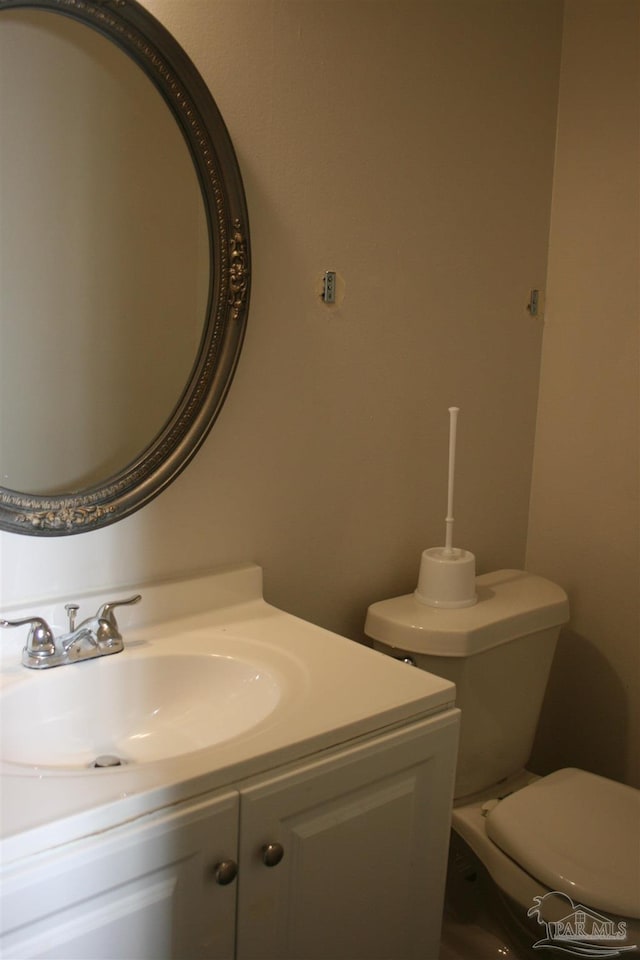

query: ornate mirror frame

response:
[0,0,250,536]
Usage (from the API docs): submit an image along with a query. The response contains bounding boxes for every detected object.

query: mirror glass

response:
[0,0,250,535]
[1,10,208,495]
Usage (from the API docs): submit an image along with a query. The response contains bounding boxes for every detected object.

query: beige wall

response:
[527,0,640,787]
[4,2,637,791]
[0,1,563,645]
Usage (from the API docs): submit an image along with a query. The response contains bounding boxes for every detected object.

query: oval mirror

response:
[0,0,250,536]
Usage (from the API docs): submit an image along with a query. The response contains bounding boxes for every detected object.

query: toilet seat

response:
[485,767,640,920]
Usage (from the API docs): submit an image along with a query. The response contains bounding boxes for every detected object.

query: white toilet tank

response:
[365,570,569,798]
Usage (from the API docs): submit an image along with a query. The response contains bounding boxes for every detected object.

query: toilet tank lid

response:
[485,768,640,920]
[364,569,569,657]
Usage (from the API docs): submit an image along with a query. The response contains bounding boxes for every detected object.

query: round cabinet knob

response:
[213,859,238,885]
[262,842,284,867]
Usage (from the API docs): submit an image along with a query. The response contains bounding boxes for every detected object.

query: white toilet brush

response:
[414,406,478,608]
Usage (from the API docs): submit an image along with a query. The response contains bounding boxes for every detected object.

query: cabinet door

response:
[0,789,239,960]
[236,710,459,960]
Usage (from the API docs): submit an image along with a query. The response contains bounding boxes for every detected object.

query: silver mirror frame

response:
[0,0,250,536]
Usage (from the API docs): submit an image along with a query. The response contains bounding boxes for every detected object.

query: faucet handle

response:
[0,616,56,657]
[94,594,141,644]
[95,594,142,624]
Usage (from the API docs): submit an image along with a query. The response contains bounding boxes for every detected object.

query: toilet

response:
[365,569,640,958]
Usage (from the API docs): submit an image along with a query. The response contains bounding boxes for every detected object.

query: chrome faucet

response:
[0,594,141,669]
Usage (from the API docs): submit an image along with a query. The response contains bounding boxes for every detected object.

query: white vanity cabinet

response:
[0,710,457,960]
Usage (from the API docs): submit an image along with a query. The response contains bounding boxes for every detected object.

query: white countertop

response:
[0,564,455,866]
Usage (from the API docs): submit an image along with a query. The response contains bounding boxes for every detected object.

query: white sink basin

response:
[0,566,456,864]
[0,651,281,769]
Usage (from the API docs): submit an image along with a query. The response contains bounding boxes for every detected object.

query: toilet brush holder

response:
[414,546,477,608]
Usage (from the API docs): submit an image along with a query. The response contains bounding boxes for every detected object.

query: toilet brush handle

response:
[444,406,459,555]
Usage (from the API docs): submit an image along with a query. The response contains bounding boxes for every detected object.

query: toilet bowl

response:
[365,569,640,957]
[452,768,640,957]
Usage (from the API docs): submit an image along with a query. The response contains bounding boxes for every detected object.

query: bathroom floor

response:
[438,835,529,960]
[439,907,524,960]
